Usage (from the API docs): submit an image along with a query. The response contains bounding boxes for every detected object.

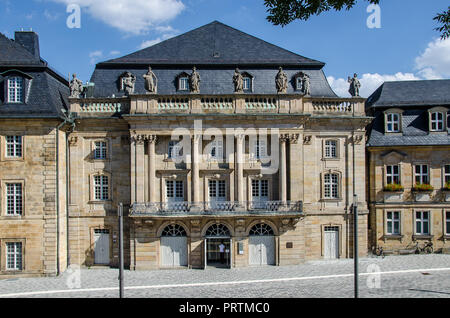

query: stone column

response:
[130,134,136,203]
[147,135,157,203]
[135,135,146,203]
[192,134,201,203]
[288,134,301,201]
[236,134,245,203]
[279,134,288,202]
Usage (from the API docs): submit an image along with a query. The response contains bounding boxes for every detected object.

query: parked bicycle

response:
[414,241,434,254]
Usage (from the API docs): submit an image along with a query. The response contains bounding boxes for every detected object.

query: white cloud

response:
[109,50,121,56]
[50,0,185,34]
[415,37,450,79]
[89,50,103,64]
[44,9,60,21]
[329,37,450,97]
[139,32,177,49]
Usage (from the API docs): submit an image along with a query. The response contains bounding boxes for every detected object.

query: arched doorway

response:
[160,224,188,267]
[204,224,231,268]
[248,223,275,266]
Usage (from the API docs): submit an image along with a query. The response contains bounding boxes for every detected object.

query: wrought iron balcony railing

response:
[130,201,303,216]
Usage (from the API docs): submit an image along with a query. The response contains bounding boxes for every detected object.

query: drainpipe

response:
[55,115,74,276]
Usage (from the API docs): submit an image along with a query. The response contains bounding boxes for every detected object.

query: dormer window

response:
[243,77,252,91]
[178,77,189,91]
[430,112,444,131]
[428,107,448,132]
[386,113,400,133]
[7,77,23,103]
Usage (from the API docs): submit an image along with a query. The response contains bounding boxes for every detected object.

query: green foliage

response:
[264,0,380,26]
[434,6,450,40]
[444,182,450,191]
[383,183,404,192]
[413,183,434,192]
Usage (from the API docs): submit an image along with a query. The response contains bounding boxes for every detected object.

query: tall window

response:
[210,139,223,160]
[6,136,22,158]
[6,242,22,271]
[386,113,400,133]
[415,211,430,235]
[94,141,107,160]
[179,77,189,91]
[168,141,182,160]
[325,140,337,159]
[6,183,22,216]
[209,180,226,201]
[166,180,184,202]
[94,175,109,201]
[253,138,267,159]
[446,211,450,235]
[430,112,444,132]
[386,211,401,235]
[415,165,429,184]
[7,77,23,103]
[324,173,339,199]
[243,77,252,91]
[252,180,269,201]
[386,165,400,184]
[444,165,450,184]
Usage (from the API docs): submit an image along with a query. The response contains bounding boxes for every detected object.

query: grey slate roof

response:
[0,32,69,119]
[366,79,450,109]
[102,21,324,66]
[366,80,450,147]
[90,21,337,98]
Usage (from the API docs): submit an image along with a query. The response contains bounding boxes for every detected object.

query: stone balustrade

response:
[130,201,304,217]
[69,95,365,116]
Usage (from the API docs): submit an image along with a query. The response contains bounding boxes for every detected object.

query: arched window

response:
[161,224,187,237]
[205,224,230,237]
[249,223,274,236]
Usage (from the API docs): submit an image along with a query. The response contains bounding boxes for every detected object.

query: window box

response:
[383,183,404,192]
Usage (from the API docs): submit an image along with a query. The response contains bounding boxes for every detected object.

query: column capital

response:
[68,136,78,147]
[147,135,158,144]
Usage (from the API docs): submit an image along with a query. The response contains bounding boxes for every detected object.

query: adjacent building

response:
[68,21,369,270]
[0,31,69,277]
[366,80,450,253]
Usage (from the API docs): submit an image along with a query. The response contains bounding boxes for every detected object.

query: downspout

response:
[55,115,73,276]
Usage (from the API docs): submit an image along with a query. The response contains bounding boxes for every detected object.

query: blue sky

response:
[1,0,449,97]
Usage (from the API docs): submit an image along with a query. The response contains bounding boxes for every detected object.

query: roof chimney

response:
[14,30,40,60]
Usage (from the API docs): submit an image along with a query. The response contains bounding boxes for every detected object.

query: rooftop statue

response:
[276,67,288,94]
[302,73,311,96]
[69,74,84,98]
[122,72,136,95]
[143,66,157,94]
[190,67,201,93]
[233,68,244,93]
[348,73,361,97]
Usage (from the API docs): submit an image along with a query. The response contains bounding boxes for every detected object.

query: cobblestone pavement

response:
[0,254,449,298]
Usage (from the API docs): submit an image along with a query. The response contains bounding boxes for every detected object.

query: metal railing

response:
[130,200,303,216]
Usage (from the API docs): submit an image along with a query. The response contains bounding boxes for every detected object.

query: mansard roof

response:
[366,79,450,109]
[90,21,337,98]
[101,21,324,67]
[0,32,69,119]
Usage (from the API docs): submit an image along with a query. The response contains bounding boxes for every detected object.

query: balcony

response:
[129,201,303,217]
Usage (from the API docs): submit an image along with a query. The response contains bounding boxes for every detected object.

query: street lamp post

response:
[118,203,124,298]
[353,194,359,298]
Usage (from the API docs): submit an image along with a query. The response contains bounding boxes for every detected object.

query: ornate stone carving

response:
[143,66,157,94]
[353,135,364,145]
[189,67,201,94]
[233,68,244,93]
[131,134,146,145]
[147,135,158,144]
[348,73,361,97]
[289,134,300,144]
[280,134,290,143]
[69,74,84,98]
[303,135,312,145]
[121,72,136,95]
[68,136,78,147]
[276,67,288,94]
